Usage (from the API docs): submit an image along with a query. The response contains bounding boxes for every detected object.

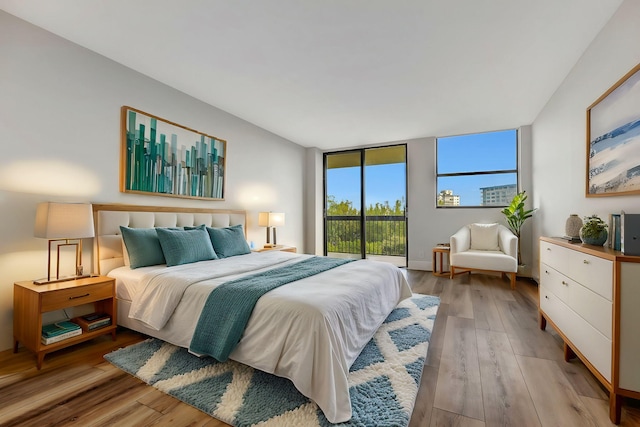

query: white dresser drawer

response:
[540,263,569,303]
[540,284,612,381]
[567,250,612,301]
[540,241,570,272]
[567,280,612,339]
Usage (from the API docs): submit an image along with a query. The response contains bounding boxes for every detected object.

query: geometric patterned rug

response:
[104,294,440,427]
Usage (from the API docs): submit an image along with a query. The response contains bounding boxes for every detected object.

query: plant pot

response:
[579,228,608,246]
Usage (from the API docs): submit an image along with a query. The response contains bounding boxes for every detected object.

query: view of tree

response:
[326,197,406,256]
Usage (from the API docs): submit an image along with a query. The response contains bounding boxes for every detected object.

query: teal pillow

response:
[120,226,166,269]
[156,225,218,266]
[207,224,251,258]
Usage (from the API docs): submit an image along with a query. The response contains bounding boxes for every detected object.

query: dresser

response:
[539,237,640,424]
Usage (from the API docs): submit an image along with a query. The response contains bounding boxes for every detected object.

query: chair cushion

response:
[470,223,500,251]
[451,250,518,273]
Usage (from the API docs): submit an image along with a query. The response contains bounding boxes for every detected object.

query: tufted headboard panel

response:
[93,204,247,275]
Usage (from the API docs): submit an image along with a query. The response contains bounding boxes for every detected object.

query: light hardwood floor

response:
[1,271,639,426]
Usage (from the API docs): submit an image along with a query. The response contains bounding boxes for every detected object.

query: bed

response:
[93,204,412,423]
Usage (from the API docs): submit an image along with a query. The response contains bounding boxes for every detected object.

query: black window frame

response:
[435,129,519,208]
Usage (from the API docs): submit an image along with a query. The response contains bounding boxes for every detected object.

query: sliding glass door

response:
[324,145,407,267]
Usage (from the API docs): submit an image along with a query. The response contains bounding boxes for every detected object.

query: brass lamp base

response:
[263,244,276,248]
[34,274,90,285]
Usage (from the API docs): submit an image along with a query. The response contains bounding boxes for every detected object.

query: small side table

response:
[432,246,450,277]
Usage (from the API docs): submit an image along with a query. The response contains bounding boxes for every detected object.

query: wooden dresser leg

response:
[539,312,547,330]
[563,343,576,362]
[610,392,622,424]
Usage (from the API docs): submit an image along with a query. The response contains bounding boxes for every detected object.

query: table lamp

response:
[258,212,285,248]
[33,202,95,284]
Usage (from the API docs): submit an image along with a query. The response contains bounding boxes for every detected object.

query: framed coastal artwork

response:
[586,63,640,197]
[120,106,226,200]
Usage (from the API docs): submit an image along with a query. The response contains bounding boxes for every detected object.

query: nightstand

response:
[13,276,117,369]
[253,245,297,253]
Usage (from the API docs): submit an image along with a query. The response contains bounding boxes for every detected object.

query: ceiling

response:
[0,0,623,150]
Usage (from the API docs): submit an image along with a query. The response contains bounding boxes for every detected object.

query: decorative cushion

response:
[120,227,166,269]
[121,237,130,267]
[207,224,251,258]
[156,225,218,267]
[469,223,500,251]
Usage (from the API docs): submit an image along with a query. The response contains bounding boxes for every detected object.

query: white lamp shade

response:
[258,212,285,227]
[34,202,95,239]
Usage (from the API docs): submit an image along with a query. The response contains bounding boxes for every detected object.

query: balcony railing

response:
[326,215,406,256]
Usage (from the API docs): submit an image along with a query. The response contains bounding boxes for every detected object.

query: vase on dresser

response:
[565,214,583,239]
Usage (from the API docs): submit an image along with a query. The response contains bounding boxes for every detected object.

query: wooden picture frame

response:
[586,63,640,197]
[120,106,226,200]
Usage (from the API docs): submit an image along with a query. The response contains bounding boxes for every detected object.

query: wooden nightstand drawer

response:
[41,281,113,312]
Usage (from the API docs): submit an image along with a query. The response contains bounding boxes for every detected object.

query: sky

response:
[326,129,517,208]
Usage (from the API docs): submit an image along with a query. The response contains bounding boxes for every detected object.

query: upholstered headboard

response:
[93,204,247,275]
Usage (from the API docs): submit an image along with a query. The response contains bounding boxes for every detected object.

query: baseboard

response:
[408,260,430,271]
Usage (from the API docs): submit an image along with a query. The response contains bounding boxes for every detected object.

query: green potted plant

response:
[579,215,608,246]
[501,191,536,265]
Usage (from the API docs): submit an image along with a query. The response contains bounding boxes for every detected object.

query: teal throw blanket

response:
[190,256,353,361]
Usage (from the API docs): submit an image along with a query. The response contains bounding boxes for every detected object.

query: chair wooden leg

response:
[510,272,516,290]
[450,266,455,279]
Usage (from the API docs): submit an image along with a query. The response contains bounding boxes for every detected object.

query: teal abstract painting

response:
[121,106,226,200]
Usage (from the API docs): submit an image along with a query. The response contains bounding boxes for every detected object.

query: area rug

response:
[105,294,440,427]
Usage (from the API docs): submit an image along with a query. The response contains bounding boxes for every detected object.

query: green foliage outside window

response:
[326,196,406,256]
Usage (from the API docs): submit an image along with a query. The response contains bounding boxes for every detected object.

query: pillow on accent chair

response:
[469,223,500,251]
[207,224,251,258]
[156,225,218,266]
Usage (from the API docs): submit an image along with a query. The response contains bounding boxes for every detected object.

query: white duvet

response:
[111,251,412,423]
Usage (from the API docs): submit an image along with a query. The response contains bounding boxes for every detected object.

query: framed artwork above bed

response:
[120,106,227,200]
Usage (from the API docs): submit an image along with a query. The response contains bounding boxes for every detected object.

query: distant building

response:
[438,189,460,206]
[480,184,517,206]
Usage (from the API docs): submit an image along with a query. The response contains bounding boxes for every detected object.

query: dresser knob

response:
[583,260,589,264]
[562,281,568,286]
[545,295,549,299]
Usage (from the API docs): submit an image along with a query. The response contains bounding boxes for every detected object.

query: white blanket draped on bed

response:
[115,251,412,423]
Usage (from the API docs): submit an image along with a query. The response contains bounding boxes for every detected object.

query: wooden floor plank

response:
[445,283,475,319]
[476,329,541,427]
[433,316,484,421]
[429,408,486,427]
[425,302,449,368]
[471,285,505,332]
[409,365,439,427]
[517,355,599,427]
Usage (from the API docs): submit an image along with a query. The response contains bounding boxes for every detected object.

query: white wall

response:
[531,0,640,279]
[0,11,305,352]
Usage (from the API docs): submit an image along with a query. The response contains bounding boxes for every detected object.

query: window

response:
[436,129,517,207]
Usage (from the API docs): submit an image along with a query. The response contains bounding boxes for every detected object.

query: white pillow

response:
[470,223,500,251]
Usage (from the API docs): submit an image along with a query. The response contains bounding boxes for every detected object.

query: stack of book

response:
[72,313,111,332]
[41,321,82,345]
